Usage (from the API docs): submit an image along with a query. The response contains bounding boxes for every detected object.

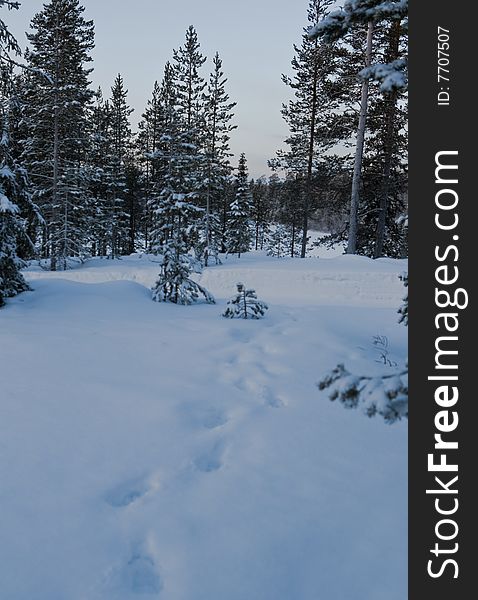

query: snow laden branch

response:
[318,363,408,424]
[308,0,408,40]
[0,1,21,57]
[308,0,408,92]
[319,272,408,423]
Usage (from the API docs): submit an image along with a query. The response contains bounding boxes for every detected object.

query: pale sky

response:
[6,0,313,178]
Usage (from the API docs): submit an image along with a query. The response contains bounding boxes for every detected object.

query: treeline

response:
[270,0,408,259]
[1,0,408,306]
[5,1,245,271]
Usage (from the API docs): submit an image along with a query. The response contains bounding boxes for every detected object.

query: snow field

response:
[0,251,407,600]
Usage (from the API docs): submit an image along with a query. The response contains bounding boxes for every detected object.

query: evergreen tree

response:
[309,0,408,257]
[137,80,163,249]
[266,224,290,258]
[226,153,252,257]
[275,174,305,257]
[318,273,408,423]
[148,61,178,255]
[0,112,32,305]
[172,26,208,261]
[173,25,207,139]
[0,1,39,305]
[201,52,236,265]
[222,282,268,319]
[105,73,133,257]
[271,0,346,258]
[250,176,271,251]
[150,64,213,305]
[86,87,112,256]
[22,0,95,270]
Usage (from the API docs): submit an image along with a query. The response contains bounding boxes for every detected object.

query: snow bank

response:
[0,252,407,600]
[25,251,407,308]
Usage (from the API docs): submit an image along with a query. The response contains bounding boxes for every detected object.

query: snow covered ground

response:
[0,248,407,600]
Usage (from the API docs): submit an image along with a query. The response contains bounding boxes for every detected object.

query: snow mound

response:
[1,252,407,600]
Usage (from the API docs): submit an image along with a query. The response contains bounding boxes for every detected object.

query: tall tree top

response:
[26,0,95,78]
[173,25,206,132]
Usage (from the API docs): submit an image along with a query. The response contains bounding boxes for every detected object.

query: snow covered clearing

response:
[0,250,407,600]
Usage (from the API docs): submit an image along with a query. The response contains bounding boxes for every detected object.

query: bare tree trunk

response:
[346,20,374,255]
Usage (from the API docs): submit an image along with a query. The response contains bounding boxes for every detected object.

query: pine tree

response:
[226,153,252,257]
[86,87,112,256]
[309,0,408,256]
[318,272,408,423]
[275,174,305,257]
[105,73,133,257]
[271,0,346,258]
[266,224,290,258]
[0,115,32,305]
[172,26,209,261]
[201,52,236,266]
[250,177,271,251]
[173,25,206,142]
[222,282,268,319]
[148,61,178,254]
[137,80,163,249]
[150,63,213,305]
[22,0,95,270]
[0,1,39,306]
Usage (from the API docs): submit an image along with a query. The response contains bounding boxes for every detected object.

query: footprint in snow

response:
[261,386,288,408]
[99,544,162,596]
[122,552,162,595]
[194,440,226,473]
[105,473,160,508]
[201,408,229,430]
[180,403,229,430]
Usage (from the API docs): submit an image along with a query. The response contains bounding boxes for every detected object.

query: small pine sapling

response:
[318,272,408,423]
[222,282,268,319]
[152,249,215,305]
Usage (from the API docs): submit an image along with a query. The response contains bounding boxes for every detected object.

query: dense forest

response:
[1,0,408,305]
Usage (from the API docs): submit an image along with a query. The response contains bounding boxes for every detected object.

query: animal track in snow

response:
[194,440,226,473]
[262,388,288,408]
[122,552,162,595]
[178,403,229,430]
[105,473,160,508]
[201,408,229,430]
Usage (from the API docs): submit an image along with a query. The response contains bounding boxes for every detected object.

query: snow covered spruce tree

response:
[318,273,408,423]
[250,176,271,251]
[309,0,408,257]
[86,88,113,256]
[137,80,164,250]
[226,153,252,257]
[0,2,37,306]
[172,25,206,257]
[143,62,176,255]
[22,0,95,270]
[104,73,134,258]
[223,282,268,319]
[0,122,32,306]
[201,52,236,266]
[150,62,214,305]
[270,0,346,258]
